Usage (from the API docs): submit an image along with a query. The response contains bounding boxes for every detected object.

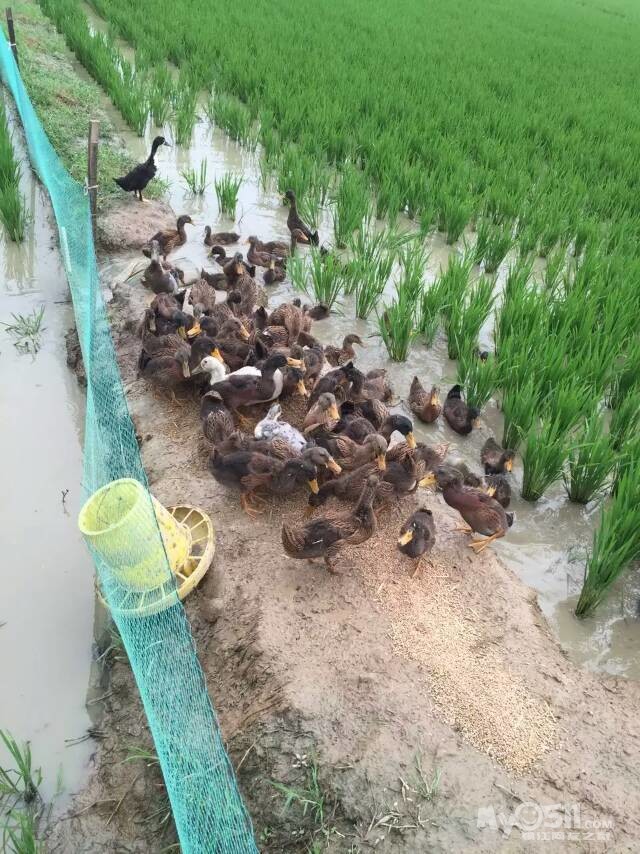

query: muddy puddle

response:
[0,99,98,803]
[81,1,640,680]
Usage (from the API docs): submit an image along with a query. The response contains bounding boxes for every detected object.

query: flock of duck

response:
[126,147,515,575]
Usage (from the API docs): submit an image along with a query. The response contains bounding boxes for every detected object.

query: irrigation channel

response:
[88,76,640,681]
[0,97,100,803]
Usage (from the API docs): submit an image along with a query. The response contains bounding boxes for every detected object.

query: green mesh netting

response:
[0,34,257,854]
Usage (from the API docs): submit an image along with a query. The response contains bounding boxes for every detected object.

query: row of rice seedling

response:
[0,100,26,241]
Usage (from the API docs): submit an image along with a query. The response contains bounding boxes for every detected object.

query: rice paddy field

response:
[34,0,640,616]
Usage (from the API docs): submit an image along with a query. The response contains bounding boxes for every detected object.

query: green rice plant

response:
[172,87,198,146]
[331,165,371,248]
[501,377,540,450]
[147,66,173,126]
[541,245,566,293]
[290,249,344,310]
[521,416,569,501]
[473,219,491,265]
[575,462,640,617]
[418,276,448,346]
[397,241,428,304]
[543,380,592,435]
[564,413,617,503]
[483,222,513,273]
[206,92,252,143]
[437,251,475,321]
[0,730,42,806]
[457,349,498,411]
[609,392,640,451]
[0,107,26,242]
[181,159,208,195]
[214,173,242,216]
[296,187,323,232]
[1,306,45,354]
[378,292,416,361]
[607,339,640,409]
[439,190,473,244]
[444,275,495,360]
[2,809,43,854]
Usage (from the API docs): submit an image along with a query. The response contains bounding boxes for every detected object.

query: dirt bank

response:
[47,199,640,853]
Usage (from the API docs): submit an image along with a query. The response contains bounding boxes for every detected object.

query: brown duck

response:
[443,385,480,435]
[398,509,436,577]
[282,474,379,573]
[409,378,442,424]
[204,227,239,246]
[143,215,193,258]
[324,334,365,367]
[436,467,513,552]
[481,438,515,475]
[284,189,319,245]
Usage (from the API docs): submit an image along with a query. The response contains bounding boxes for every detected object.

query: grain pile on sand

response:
[356,504,557,772]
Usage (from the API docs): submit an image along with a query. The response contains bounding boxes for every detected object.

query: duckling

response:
[481,438,515,475]
[209,449,319,516]
[485,474,511,508]
[435,467,514,553]
[398,509,436,577]
[204,227,240,246]
[409,378,442,424]
[143,215,193,258]
[324,334,365,367]
[443,385,480,435]
[141,240,179,294]
[303,393,340,434]
[284,189,319,245]
[263,257,287,285]
[282,475,379,573]
[114,135,169,201]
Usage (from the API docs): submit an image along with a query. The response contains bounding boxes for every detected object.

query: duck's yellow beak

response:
[211,348,224,363]
[296,380,310,397]
[505,459,513,473]
[177,326,187,340]
[181,361,190,378]
[377,454,387,471]
[235,263,244,275]
[430,394,440,406]
[485,485,497,497]
[419,472,437,488]
[239,323,250,341]
[329,404,340,421]
[473,418,481,428]
[407,432,417,450]
[327,457,342,475]
[308,478,320,494]
[398,530,413,546]
[287,357,304,368]
[187,323,201,338]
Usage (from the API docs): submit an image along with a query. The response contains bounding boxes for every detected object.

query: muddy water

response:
[0,103,96,802]
[82,4,640,679]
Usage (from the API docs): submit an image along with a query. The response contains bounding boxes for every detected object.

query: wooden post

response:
[6,8,18,67]
[87,120,99,236]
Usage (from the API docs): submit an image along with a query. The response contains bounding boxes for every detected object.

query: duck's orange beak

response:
[505,459,513,473]
[296,380,310,397]
[307,478,320,494]
[287,357,304,368]
[377,454,387,471]
[430,394,440,406]
[485,485,497,497]
[327,457,342,475]
[239,323,250,341]
[407,432,417,450]
[329,404,340,421]
[187,322,201,338]
[211,348,224,363]
[398,530,413,546]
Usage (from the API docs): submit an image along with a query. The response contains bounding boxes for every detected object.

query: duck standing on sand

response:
[398,509,436,577]
[114,136,169,201]
[436,467,513,553]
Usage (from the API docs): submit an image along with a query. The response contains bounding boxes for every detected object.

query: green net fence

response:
[0,33,257,854]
